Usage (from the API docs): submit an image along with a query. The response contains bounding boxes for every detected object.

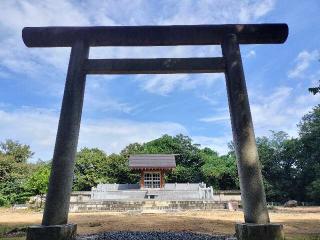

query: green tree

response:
[201,151,238,190]
[73,148,108,191]
[257,133,284,201]
[143,134,203,166]
[297,104,320,202]
[120,143,144,158]
[307,179,320,204]
[257,131,300,202]
[0,139,34,163]
[24,164,50,207]
[0,153,32,205]
[0,155,17,205]
[73,148,140,190]
[170,165,198,183]
[142,134,205,182]
[105,154,139,184]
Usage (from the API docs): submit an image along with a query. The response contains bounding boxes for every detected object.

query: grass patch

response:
[0,225,27,240]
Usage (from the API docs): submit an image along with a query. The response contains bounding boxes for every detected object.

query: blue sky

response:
[0,0,319,161]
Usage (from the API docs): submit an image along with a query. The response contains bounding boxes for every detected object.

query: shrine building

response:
[129,154,176,189]
[88,153,240,202]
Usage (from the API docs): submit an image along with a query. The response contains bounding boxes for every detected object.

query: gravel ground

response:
[77,231,236,240]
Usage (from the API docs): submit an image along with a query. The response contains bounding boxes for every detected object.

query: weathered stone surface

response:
[222,33,270,224]
[69,200,226,212]
[22,24,288,48]
[90,183,215,201]
[235,223,284,240]
[26,224,77,240]
[85,57,225,74]
[42,41,89,226]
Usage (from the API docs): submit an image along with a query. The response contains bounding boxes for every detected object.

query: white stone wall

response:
[164,183,204,190]
[70,191,91,202]
[69,200,226,212]
[92,190,147,200]
[90,183,217,201]
[93,183,140,191]
[70,189,241,203]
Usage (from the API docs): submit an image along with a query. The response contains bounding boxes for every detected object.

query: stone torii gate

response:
[23,24,288,240]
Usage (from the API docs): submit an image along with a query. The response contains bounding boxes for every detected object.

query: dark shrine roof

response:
[129,154,176,170]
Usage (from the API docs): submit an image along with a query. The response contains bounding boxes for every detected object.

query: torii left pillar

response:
[26,41,89,240]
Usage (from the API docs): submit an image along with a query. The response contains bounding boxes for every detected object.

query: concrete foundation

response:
[91,183,214,200]
[69,200,226,212]
[235,223,284,240]
[70,189,241,203]
[26,223,77,240]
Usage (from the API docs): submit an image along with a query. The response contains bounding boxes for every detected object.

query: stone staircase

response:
[141,200,170,213]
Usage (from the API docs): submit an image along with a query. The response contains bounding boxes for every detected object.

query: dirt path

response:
[1,207,319,239]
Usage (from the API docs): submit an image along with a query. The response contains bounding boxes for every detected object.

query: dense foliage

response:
[0,140,35,205]
[24,163,50,207]
[73,149,139,191]
[0,104,319,206]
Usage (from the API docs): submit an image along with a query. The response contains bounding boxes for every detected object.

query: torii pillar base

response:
[235,223,284,240]
[26,224,77,240]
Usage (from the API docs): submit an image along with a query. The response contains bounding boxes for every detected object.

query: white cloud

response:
[196,85,320,152]
[198,104,230,123]
[0,106,187,161]
[85,97,136,114]
[0,107,59,160]
[199,94,219,106]
[0,0,281,160]
[136,73,223,95]
[251,87,293,134]
[80,119,187,155]
[0,0,276,96]
[199,115,230,123]
[138,74,187,96]
[288,50,319,78]
[245,50,256,58]
[158,0,275,25]
[4,86,317,160]
[310,69,320,86]
[84,86,137,114]
[0,0,90,72]
[251,86,320,137]
[239,0,275,22]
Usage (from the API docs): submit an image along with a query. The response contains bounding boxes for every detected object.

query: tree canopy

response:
[0,104,319,205]
[0,139,33,163]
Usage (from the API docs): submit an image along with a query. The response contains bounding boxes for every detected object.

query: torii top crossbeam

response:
[23,24,288,47]
[22,24,288,75]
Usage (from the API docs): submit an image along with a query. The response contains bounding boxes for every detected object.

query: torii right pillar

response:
[222,33,284,240]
